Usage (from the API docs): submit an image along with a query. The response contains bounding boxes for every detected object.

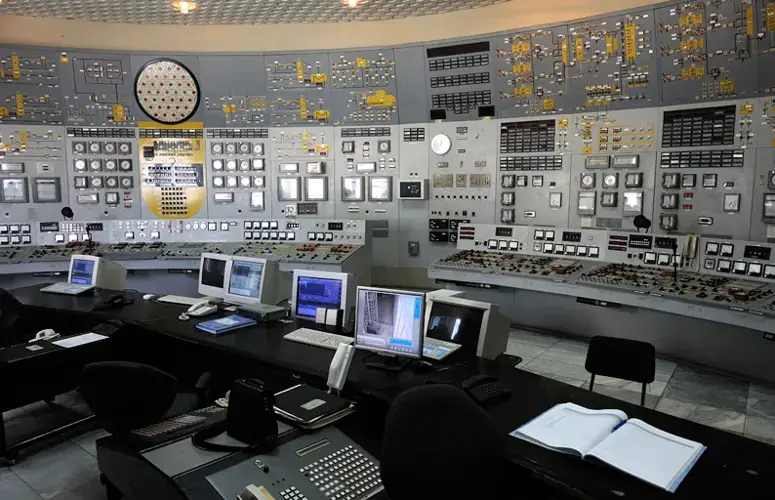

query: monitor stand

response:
[363,352,410,372]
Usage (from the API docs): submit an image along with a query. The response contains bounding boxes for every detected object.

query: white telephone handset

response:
[30,329,60,342]
[187,300,219,317]
[327,343,355,392]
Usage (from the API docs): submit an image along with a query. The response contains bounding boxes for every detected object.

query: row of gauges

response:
[74,159,133,172]
[212,176,265,188]
[73,176,134,189]
[579,172,642,189]
[211,142,265,155]
[212,159,265,171]
[73,142,133,155]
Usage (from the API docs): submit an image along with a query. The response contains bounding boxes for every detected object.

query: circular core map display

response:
[134,58,200,124]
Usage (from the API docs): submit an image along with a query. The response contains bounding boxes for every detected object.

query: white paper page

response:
[52,332,108,348]
[511,403,627,456]
[586,419,704,491]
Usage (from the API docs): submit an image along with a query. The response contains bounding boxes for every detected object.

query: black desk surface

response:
[10,284,775,499]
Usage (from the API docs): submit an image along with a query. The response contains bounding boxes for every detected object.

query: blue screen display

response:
[296,276,343,319]
[70,259,95,285]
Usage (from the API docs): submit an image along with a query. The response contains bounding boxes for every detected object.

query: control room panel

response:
[3,0,775,273]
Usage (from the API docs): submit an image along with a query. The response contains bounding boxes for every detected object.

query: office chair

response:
[380,384,510,500]
[585,335,656,407]
[80,361,212,435]
[0,288,24,347]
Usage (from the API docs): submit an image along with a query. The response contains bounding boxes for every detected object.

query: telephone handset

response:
[328,343,355,392]
[461,375,512,405]
[683,234,698,262]
[30,329,60,342]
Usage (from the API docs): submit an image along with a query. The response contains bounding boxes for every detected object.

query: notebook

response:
[274,384,351,425]
[510,403,706,492]
[196,315,256,335]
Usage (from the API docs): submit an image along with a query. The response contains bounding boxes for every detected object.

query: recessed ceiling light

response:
[172,0,196,14]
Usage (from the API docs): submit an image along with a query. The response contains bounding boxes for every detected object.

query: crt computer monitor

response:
[354,286,425,364]
[68,255,127,289]
[291,270,353,323]
[198,253,232,298]
[69,257,96,285]
[425,295,509,360]
[225,257,266,305]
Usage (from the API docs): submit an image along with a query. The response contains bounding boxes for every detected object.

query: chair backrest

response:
[80,361,178,435]
[381,384,508,500]
[585,336,656,384]
[0,288,23,347]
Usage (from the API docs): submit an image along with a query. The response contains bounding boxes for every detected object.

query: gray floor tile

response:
[655,359,678,382]
[508,329,561,349]
[506,340,549,360]
[748,384,775,420]
[11,441,99,500]
[538,341,588,366]
[744,415,775,441]
[592,385,659,409]
[0,468,43,500]
[72,429,110,458]
[522,357,591,381]
[745,431,775,447]
[661,366,749,414]
[656,397,746,433]
[47,477,103,500]
[593,377,668,397]
[540,373,590,388]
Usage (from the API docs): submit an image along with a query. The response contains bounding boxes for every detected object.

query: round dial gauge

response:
[212,143,223,154]
[104,160,117,171]
[134,58,200,124]
[74,160,86,171]
[239,160,250,171]
[225,143,237,154]
[603,174,618,188]
[118,143,131,154]
[90,160,102,171]
[226,160,237,171]
[90,177,103,188]
[253,177,264,187]
[431,134,452,155]
[213,177,224,188]
[73,142,85,154]
[581,173,595,188]
[89,142,101,153]
[240,176,251,187]
[212,160,224,171]
[120,177,133,188]
[106,177,118,188]
[253,143,264,155]
[103,143,116,154]
[770,172,775,186]
[239,142,251,154]
[226,177,238,188]
[119,160,132,171]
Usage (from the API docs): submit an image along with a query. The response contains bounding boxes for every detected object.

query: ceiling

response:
[0,0,510,24]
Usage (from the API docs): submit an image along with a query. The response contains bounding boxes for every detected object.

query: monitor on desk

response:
[425,296,509,360]
[198,253,231,298]
[68,255,126,289]
[354,286,425,369]
[224,256,289,306]
[291,270,353,326]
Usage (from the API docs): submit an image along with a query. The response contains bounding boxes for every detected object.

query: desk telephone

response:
[461,375,512,405]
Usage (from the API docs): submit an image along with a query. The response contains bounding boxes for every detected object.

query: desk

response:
[8,284,775,499]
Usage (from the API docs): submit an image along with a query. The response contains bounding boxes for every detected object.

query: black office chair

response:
[0,288,24,347]
[80,361,212,435]
[381,384,510,500]
[585,336,656,407]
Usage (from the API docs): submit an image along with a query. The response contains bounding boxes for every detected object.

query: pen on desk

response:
[612,420,627,432]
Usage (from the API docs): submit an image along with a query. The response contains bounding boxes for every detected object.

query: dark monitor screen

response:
[201,258,227,289]
[427,301,485,349]
[296,276,343,319]
[70,259,95,285]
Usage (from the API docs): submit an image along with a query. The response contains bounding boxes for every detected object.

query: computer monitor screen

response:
[228,260,264,299]
[355,288,424,358]
[201,257,227,289]
[427,301,485,347]
[296,276,343,319]
[70,259,95,285]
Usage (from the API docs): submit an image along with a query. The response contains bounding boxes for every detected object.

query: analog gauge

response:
[90,177,103,188]
[253,143,264,155]
[212,160,224,171]
[253,176,264,188]
[431,134,452,155]
[226,143,237,154]
[120,177,133,188]
[378,140,391,153]
[603,173,618,188]
[74,159,86,171]
[119,159,132,171]
[226,160,237,171]
[106,177,118,188]
[213,176,224,188]
[226,177,238,188]
[103,142,116,154]
[73,142,86,154]
[211,143,223,154]
[104,159,117,171]
[118,143,131,154]
[134,58,200,124]
[89,142,101,154]
[240,176,251,187]
[580,173,595,188]
[239,160,250,171]
[770,172,775,186]
[239,142,251,154]
[89,159,102,171]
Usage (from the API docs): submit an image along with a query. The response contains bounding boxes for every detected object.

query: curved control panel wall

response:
[1,0,775,273]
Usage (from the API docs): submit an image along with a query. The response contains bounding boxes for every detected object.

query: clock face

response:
[431,134,452,155]
[135,59,199,124]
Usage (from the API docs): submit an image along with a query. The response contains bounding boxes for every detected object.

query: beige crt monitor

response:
[68,255,127,290]
[424,296,509,360]
[199,253,232,299]
[225,256,289,306]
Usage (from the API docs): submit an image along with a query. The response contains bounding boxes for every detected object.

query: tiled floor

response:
[508,329,775,445]
[3,329,775,499]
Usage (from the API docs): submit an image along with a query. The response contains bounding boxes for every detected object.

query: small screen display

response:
[356,289,424,358]
[296,276,344,319]
[427,301,485,351]
[228,260,264,298]
[201,257,227,289]
[70,259,95,285]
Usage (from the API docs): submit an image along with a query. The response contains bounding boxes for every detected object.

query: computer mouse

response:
[178,313,190,321]
[143,294,156,301]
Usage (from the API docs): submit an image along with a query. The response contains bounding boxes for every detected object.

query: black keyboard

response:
[129,405,226,446]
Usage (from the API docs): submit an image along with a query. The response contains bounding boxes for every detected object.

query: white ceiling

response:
[0,0,510,25]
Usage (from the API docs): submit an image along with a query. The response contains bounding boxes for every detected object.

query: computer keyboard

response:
[284,328,353,350]
[130,405,226,446]
[40,283,96,295]
[157,295,201,306]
